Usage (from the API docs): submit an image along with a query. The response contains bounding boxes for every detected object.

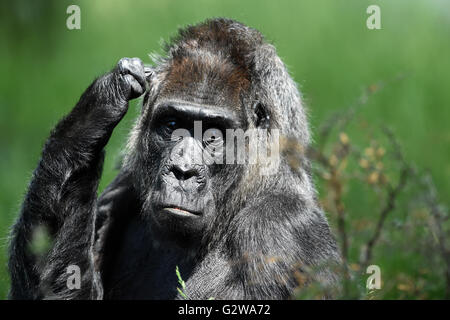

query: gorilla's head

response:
[123,18,311,248]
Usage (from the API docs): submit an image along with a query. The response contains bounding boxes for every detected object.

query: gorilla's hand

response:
[73,57,147,127]
[115,57,147,100]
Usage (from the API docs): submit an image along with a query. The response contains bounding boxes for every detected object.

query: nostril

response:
[184,168,198,180]
[171,165,198,181]
[172,166,184,181]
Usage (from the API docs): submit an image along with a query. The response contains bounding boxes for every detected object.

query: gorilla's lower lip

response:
[162,207,201,217]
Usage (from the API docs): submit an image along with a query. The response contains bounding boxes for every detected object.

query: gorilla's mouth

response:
[162,206,202,217]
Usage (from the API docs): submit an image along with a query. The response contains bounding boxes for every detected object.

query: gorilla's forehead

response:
[151,99,242,128]
[159,54,250,111]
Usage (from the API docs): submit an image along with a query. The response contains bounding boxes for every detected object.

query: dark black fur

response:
[8,19,340,300]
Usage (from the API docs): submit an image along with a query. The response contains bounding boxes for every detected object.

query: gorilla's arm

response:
[8,58,146,299]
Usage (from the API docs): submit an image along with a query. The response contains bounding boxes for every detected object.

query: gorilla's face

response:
[138,98,245,244]
[130,49,257,245]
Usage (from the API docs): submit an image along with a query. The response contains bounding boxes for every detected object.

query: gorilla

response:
[8,18,340,300]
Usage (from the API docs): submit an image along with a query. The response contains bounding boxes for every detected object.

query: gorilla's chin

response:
[141,195,207,245]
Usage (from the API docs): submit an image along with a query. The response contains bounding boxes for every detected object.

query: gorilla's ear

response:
[253,102,270,129]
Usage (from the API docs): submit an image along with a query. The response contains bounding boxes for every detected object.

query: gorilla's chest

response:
[104,216,194,299]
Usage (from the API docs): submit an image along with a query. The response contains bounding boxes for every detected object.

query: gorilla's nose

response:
[169,162,204,192]
[168,137,205,191]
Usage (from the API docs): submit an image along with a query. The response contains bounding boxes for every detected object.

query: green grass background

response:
[0,0,449,299]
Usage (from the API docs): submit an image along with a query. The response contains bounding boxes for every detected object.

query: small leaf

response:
[177,287,187,299]
[176,266,186,290]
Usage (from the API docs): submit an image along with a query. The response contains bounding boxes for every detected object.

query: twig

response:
[421,174,450,299]
[361,165,409,268]
[360,127,411,268]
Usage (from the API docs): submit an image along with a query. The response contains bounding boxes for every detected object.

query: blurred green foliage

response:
[0,0,449,299]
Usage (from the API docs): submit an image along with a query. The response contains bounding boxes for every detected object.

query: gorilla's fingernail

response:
[144,67,153,77]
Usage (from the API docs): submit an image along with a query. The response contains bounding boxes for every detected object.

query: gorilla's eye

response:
[160,118,180,135]
[203,128,223,145]
[166,119,178,130]
[158,118,181,139]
